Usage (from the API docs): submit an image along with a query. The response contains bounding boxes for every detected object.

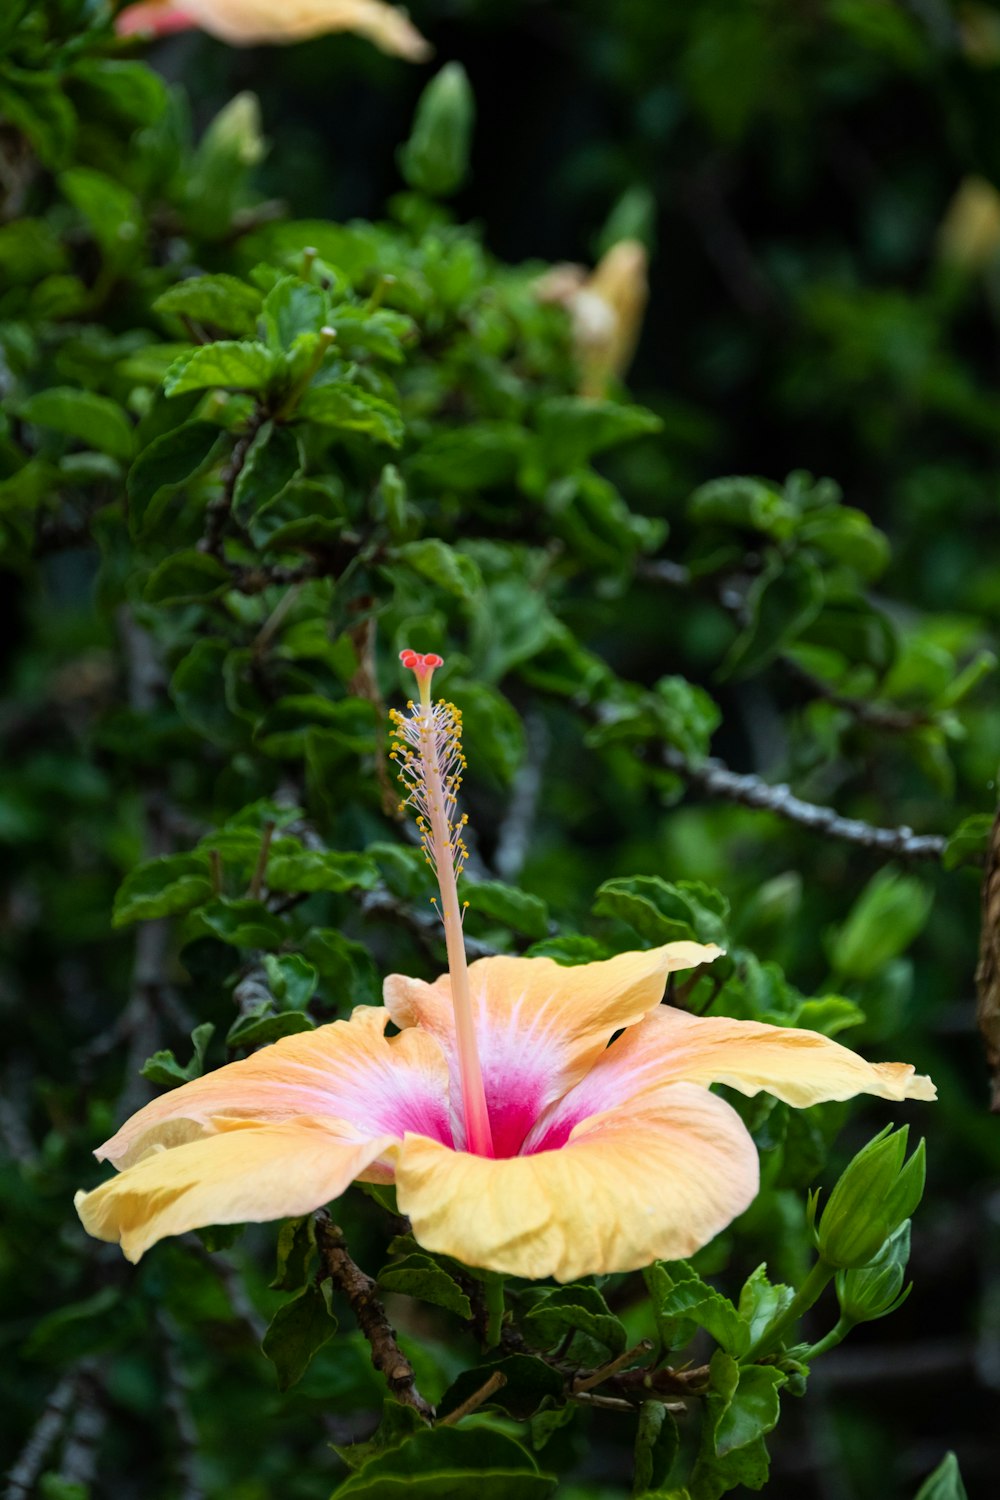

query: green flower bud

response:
[815,1126,925,1269]
[399,64,475,198]
[836,1220,912,1325]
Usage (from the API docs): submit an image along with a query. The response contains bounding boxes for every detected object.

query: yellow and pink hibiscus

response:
[114,0,431,58]
[76,651,935,1282]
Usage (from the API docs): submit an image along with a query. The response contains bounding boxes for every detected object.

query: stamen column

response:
[391,652,494,1157]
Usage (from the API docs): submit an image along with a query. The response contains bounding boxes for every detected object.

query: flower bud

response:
[399,63,475,198]
[836,1220,912,1325]
[815,1126,925,1269]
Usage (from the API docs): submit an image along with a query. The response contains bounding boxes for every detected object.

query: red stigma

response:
[399,649,444,679]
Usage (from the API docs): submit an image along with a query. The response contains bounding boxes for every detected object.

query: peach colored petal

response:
[98,1005,451,1169]
[76,1116,392,1262]
[127,0,432,54]
[395,1082,758,1281]
[526,1007,935,1150]
[384,943,721,1156]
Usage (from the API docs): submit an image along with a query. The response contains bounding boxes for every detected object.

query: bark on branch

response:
[656,743,947,862]
[314,1214,433,1420]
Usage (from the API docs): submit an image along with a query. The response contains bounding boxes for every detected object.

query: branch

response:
[3,1368,85,1499]
[656,742,947,861]
[314,1214,433,1420]
[199,409,265,559]
[494,711,549,882]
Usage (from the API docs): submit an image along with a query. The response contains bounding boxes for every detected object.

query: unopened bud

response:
[814,1126,925,1269]
[398,63,475,198]
[836,1220,912,1325]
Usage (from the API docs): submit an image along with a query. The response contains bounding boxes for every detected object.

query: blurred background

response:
[4,1,1000,1497]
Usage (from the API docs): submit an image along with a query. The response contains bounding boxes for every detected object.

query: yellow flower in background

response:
[115,0,431,58]
[536,239,649,397]
[937,175,1000,273]
[76,652,935,1282]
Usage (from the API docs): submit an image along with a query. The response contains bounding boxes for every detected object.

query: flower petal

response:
[163,0,432,55]
[384,943,721,1156]
[527,1006,935,1151]
[76,1116,392,1263]
[98,1006,451,1169]
[395,1082,758,1281]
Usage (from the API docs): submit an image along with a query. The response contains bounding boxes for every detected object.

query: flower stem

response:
[802,1316,854,1362]
[743,1259,836,1363]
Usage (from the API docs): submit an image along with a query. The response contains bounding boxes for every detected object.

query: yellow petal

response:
[575,239,649,397]
[395,1082,758,1281]
[177,0,431,55]
[76,1116,393,1262]
[99,1005,450,1169]
[384,943,721,1155]
[548,1005,936,1118]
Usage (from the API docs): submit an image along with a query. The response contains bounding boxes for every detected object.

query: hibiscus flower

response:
[114,0,431,59]
[76,651,934,1281]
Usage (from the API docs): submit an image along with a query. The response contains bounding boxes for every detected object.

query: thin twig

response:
[572,1340,653,1394]
[438,1371,508,1425]
[158,1314,205,1500]
[314,1214,433,1420]
[248,820,275,900]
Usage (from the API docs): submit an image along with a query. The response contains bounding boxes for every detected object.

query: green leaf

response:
[60,167,142,267]
[643,1263,745,1355]
[248,477,346,552]
[943,812,993,871]
[128,420,225,536]
[523,1285,627,1356]
[797,506,890,581]
[436,1356,564,1421]
[462,880,549,939]
[736,1265,794,1348]
[112,854,212,927]
[226,1009,315,1048]
[141,1023,215,1089]
[634,1401,679,1497]
[153,275,263,336]
[334,1401,428,1471]
[195,897,286,949]
[914,1453,969,1500]
[397,539,482,600]
[164,342,278,397]
[262,1281,337,1392]
[826,867,933,980]
[377,1254,472,1318]
[534,396,663,471]
[722,553,825,679]
[171,638,241,747]
[334,1426,556,1498]
[593,876,728,946]
[407,423,527,490]
[265,844,378,894]
[297,381,403,445]
[712,1364,784,1456]
[232,421,302,521]
[144,549,232,605]
[263,276,328,349]
[270,1216,318,1292]
[688,475,797,539]
[19,388,134,462]
[0,68,75,169]
[263,953,319,1010]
